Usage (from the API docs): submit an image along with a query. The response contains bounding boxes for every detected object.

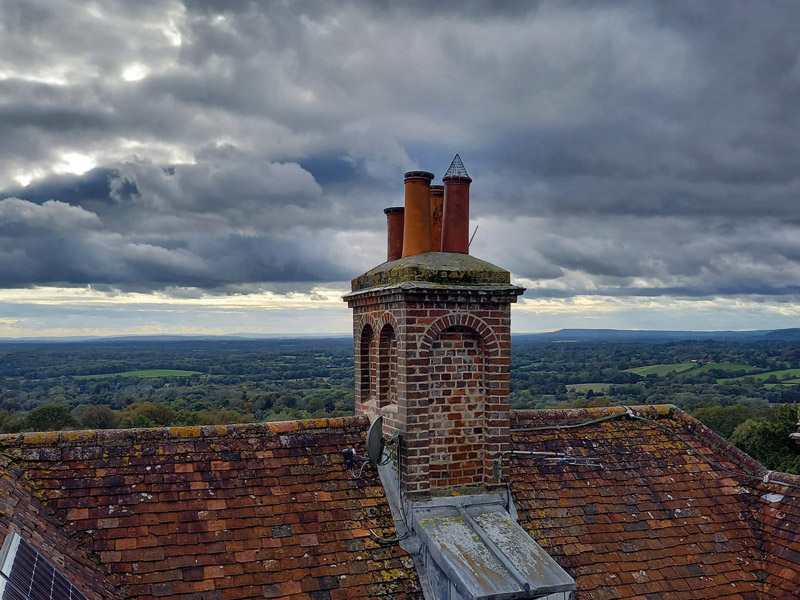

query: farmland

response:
[566,383,612,394]
[720,368,800,384]
[74,369,203,380]
[686,362,756,375]
[624,363,697,376]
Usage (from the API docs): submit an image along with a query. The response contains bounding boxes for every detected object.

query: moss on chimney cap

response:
[350,252,519,292]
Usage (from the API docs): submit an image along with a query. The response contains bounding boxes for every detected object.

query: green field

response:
[516,363,544,371]
[624,363,698,376]
[567,383,612,393]
[719,368,800,384]
[74,369,203,380]
[688,362,754,375]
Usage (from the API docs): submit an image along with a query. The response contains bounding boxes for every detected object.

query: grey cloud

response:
[0,198,101,233]
[0,151,362,287]
[490,215,800,298]
[1,0,800,305]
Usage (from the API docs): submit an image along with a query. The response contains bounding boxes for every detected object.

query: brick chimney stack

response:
[345,156,524,498]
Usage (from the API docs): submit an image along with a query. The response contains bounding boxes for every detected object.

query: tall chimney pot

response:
[441,155,472,254]
[401,170,435,257]
[429,185,444,252]
[384,207,404,262]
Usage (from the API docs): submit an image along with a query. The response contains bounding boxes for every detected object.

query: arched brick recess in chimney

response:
[417,313,503,491]
[419,313,499,357]
[357,323,374,406]
[378,323,397,409]
[427,325,485,490]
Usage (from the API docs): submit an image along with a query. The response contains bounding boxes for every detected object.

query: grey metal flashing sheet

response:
[415,506,520,599]
[465,506,575,595]
[412,501,575,600]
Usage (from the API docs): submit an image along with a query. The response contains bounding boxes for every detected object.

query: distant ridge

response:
[0,333,351,344]
[760,328,800,341]
[0,329,797,344]
[514,328,777,342]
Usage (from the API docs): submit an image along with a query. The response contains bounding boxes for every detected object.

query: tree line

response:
[0,337,798,473]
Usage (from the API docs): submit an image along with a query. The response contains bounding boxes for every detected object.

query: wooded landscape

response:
[0,335,798,473]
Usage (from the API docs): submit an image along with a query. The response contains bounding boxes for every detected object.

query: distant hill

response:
[0,333,351,344]
[760,328,800,341]
[1,328,798,345]
[514,328,777,343]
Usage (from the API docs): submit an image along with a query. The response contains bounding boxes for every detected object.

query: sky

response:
[1,0,800,338]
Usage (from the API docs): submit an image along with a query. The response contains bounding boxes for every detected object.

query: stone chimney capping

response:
[401,170,435,258]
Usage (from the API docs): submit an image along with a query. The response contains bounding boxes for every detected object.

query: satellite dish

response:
[366,416,385,465]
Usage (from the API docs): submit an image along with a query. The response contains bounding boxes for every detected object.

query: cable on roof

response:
[369,528,408,544]
[349,460,370,479]
[512,407,800,492]
[512,410,628,432]
[362,436,410,544]
[625,409,800,492]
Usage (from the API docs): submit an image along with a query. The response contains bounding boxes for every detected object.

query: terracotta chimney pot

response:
[402,171,435,257]
[441,154,472,254]
[429,185,444,252]
[441,176,472,254]
[384,207,404,262]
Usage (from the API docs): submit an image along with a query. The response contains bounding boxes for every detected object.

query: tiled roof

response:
[0,418,421,600]
[510,405,800,599]
[1,406,798,600]
[0,454,120,600]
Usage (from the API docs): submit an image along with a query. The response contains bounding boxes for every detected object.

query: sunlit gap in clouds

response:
[0,286,350,309]
[0,286,354,338]
[54,153,97,176]
[1,285,799,339]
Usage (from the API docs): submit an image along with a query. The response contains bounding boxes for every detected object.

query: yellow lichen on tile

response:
[170,426,202,438]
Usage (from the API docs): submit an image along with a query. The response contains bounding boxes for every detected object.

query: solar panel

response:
[0,533,90,600]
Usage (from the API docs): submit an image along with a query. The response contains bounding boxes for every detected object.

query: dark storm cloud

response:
[0,148,360,287]
[1,0,800,300]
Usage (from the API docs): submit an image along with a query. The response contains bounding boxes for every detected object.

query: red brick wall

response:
[429,328,485,490]
[347,287,517,497]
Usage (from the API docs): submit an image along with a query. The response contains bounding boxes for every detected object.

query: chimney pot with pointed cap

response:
[441,154,472,254]
[401,170,435,257]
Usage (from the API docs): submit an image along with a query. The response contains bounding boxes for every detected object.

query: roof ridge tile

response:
[0,416,370,448]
